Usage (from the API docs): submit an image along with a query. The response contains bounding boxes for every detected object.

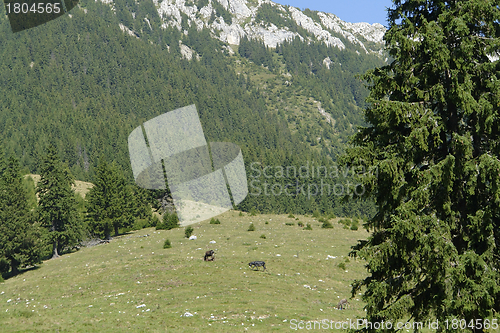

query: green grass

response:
[0,212,369,332]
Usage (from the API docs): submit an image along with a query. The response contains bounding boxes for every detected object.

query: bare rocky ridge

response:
[96,0,385,53]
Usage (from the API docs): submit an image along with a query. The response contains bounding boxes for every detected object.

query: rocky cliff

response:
[96,0,385,54]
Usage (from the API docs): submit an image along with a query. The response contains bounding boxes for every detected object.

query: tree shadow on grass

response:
[1,265,41,281]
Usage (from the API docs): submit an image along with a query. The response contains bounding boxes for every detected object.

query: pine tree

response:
[0,154,42,275]
[342,0,500,329]
[37,146,82,259]
[86,160,134,239]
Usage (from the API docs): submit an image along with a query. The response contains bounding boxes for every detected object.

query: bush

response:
[297,222,304,227]
[163,239,171,249]
[338,218,352,228]
[156,212,180,230]
[249,207,258,216]
[318,217,327,223]
[132,218,150,231]
[321,221,334,229]
[350,222,359,230]
[239,211,243,216]
[248,223,255,231]
[303,223,312,230]
[327,211,336,219]
[210,218,221,224]
[338,262,346,270]
[265,221,269,225]
[185,226,194,238]
[287,214,295,218]
[312,210,321,218]
[0,274,3,283]
[285,222,294,226]
[149,214,160,227]
[260,234,266,239]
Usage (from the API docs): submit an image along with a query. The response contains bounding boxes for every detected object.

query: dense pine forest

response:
[0,0,381,217]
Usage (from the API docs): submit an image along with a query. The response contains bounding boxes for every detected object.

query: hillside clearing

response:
[25,174,93,198]
[0,212,370,332]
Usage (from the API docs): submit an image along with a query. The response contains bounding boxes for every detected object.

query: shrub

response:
[239,211,243,216]
[318,217,327,223]
[248,223,255,231]
[338,262,346,270]
[0,274,3,283]
[210,218,221,224]
[350,222,359,230]
[260,234,266,239]
[321,221,334,229]
[303,223,312,230]
[157,212,180,230]
[285,222,294,226]
[327,212,336,219]
[265,221,269,224]
[297,222,304,227]
[338,218,352,228]
[163,239,171,249]
[185,226,194,238]
[249,207,258,216]
[132,218,150,231]
[312,210,321,218]
[287,214,295,218]
[149,214,160,227]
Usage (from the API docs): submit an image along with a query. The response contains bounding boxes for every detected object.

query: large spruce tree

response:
[0,153,41,275]
[343,0,500,330]
[86,160,134,239]
[37,146,82,258]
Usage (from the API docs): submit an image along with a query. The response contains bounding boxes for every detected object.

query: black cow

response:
[248,261,266,271]
[204,250,215,261]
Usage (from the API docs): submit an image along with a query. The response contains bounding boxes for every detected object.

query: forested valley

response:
[0,0,383,217]
[0,0,384,276]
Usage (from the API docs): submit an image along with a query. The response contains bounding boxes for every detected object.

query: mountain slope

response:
[0,0,381,217]
[0,212,370,332]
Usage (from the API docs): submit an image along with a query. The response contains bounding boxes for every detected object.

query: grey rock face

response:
[100,0,386,54]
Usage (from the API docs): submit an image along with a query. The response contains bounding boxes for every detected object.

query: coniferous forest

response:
[1,0,500,329]
[0,0,379,218]
[0,0,386,277]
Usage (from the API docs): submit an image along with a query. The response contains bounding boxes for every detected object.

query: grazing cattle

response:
[337,298,350,310]
[204,250,215,261]
[248,261,266,271]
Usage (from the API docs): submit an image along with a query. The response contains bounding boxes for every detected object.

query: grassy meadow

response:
[0,212,371,332]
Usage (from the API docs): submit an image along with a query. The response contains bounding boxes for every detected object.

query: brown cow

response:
[204,250,215,261]
[337,298,350,310]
